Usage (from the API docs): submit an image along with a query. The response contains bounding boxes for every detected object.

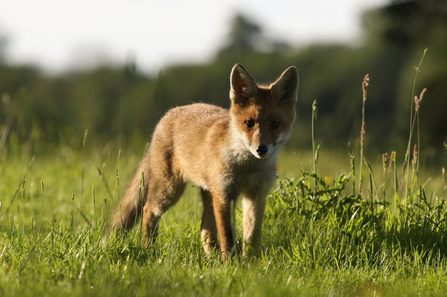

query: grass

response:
[2,49,447,296]
[1,144,446,297]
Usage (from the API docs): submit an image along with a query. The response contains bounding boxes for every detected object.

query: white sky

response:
[0,0,389,74]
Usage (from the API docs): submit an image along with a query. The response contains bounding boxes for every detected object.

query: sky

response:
[0,0,390,74]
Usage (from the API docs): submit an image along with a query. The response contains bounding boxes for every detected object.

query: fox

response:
[108,64,299,260]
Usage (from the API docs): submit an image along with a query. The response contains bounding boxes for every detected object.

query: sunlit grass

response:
[1,140,447,296]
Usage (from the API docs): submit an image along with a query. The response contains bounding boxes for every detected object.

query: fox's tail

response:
[108,153,150,234]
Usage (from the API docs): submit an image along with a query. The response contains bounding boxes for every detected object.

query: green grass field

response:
[1,136,447,296]
[2,51,447,296]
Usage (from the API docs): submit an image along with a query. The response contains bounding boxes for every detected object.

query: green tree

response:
[218,14,289,56]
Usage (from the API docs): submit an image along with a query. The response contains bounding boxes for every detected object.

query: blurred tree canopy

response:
[0,0,446,155]
[218,13,290,55]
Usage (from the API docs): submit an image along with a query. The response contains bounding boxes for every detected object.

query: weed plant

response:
[1,49,447,296]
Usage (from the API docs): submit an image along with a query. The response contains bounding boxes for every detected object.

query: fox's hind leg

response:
[142,174,186,247]
[200,189,219,254]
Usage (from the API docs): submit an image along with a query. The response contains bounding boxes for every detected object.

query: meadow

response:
[1,138,447,297]
[2,51,447,296]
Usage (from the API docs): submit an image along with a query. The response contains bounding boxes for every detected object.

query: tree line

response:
[1,0,446,155]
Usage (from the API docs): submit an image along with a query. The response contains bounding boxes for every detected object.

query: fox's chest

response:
[223,159,276,192]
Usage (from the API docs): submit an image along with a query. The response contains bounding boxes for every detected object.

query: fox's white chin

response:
[254,153,270,160]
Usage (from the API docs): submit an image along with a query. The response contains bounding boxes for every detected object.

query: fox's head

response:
[229,64,298,159]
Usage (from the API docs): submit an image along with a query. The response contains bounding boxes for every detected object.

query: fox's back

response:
[149,103,235,189]
[164,103,229,133]
[153,103,230,150]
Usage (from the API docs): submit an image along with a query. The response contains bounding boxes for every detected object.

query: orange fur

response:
[108,64,299,260]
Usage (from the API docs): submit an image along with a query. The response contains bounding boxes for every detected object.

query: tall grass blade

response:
[359,74,369,196]
[3,155,35,216]
[312,100,318,191]
[403,49,427,201]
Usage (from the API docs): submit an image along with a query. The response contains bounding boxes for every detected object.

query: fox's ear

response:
[230,64,258,104]
[270,66,299,106]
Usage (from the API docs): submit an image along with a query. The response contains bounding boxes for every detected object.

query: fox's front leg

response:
[212,194,235,261]
[200,189,219,254]
[241,192,267,258]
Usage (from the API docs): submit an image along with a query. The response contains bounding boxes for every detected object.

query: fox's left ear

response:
[270,66,299,106]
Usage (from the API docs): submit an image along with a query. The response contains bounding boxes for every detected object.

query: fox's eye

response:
[271,121,280,129]
[245,120,255,128]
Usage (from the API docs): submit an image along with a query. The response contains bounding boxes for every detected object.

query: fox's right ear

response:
[230,64,257,104]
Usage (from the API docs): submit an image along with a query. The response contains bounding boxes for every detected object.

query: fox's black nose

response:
[257,145,268,156]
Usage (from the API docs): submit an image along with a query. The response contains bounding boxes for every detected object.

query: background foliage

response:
[1,0,446,158]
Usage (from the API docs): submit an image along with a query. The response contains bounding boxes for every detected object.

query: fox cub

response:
[109,64,299,260]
